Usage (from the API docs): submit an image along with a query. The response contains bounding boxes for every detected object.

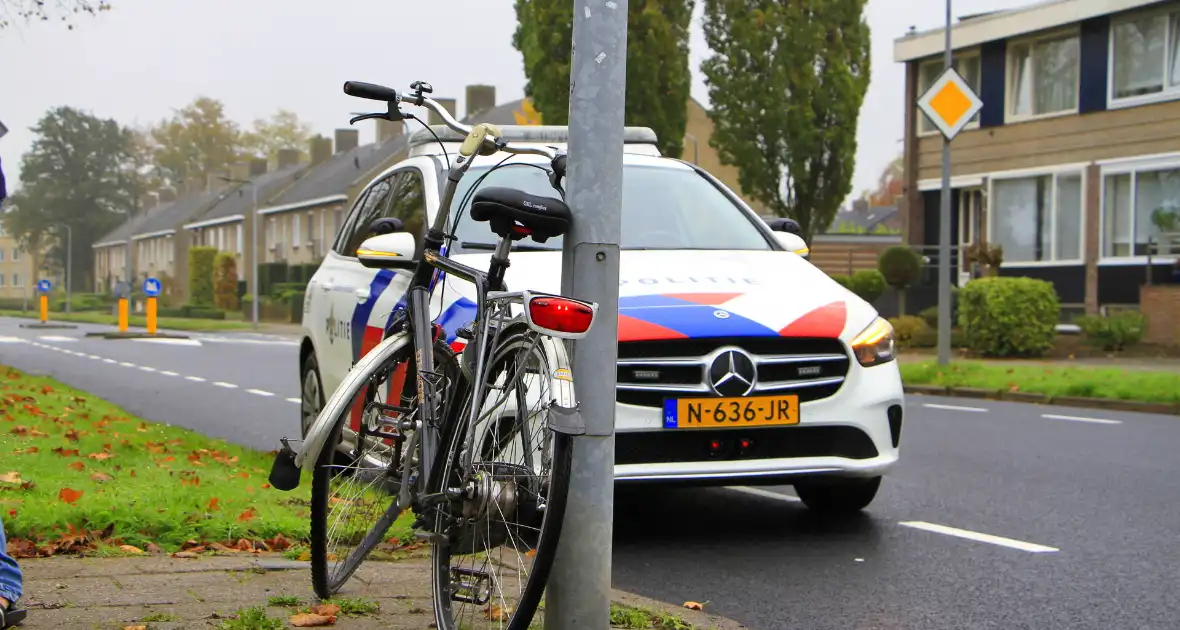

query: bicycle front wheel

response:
[429,324,574,630]
[309,336,460,599]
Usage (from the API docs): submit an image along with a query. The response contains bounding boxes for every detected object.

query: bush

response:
[848,269,886,303]
[878,246,923,290]
[213,253,239,311]
[889,315,932,349]
[919,306,939,328]
[1075,311,1147,351]
[957,276,1060,357]
[829,274,851,289]
[188,246,218,307]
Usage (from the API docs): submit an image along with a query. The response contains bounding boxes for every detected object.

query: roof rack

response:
[408,124,659,151]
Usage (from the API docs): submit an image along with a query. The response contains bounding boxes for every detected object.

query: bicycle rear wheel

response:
[309,336,459,599]
[429,325,574,630]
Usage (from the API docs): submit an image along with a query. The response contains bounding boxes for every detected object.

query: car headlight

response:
[849,317,896,367]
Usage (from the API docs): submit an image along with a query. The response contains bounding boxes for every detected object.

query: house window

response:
[0,274,6,287]
[1102,165,1180,258]
[1109,7,1180,106]
[1007,31,1081,119]
[11,249,18,262]
[12,273,21,287]
[0,249,5,262]
[917,53,981,134]
[293,214,301,247]
[236,224,243,255]
[990,171,1084,264]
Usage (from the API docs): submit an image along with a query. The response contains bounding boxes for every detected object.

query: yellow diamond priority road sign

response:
[917,67,983,141]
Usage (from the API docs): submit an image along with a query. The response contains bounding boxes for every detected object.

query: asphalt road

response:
[2,316,1179,629]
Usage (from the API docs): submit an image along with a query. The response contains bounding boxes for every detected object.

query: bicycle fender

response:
[538,335,585,435]
[294,330,412,469]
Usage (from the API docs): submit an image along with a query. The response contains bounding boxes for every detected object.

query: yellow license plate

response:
[662,395,800,429]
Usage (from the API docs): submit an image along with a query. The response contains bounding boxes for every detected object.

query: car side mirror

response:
[773,232,809,258]
[767,217,802,235]
[357,232,416,269]
[369,217,404,235]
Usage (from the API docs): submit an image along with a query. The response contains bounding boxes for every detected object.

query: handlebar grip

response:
[551,154,568,180]
[343,81,400,102]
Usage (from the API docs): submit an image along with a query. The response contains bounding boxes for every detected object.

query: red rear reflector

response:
[710,440,722,451]
[740,439,752,449]
[529,297,594,334]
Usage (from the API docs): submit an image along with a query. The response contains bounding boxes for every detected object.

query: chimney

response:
[230,162,251,184]
[334,129,359,154]
[207,171,231,192]
[375,119,403,144]
[249,157,269,177]
[277,148,301,169]
[466,85,496,119]
[158,187,177,204]
[428,99,458,126]
[310,135,333,165]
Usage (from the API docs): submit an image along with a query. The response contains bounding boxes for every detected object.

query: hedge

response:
[188,246,218,307]
[957,276,1059,357]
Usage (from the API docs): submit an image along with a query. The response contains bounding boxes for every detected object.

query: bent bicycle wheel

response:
[309,337,460,599]
[429,325,574,630]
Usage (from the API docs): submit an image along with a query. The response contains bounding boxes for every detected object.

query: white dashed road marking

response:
[285,398,301,404]
[0,336,24,343]
[213,381,238,389]
[37,335,76,342]
[899,521,1059,553]
[118,362,135,368]
[160,371,179,377]
[131,338,203,346]
[185,376,207,382]
[102,358,117,364]
[138,366,157,372]
[246,389,274,397]
[923,403,989,413]
[729,486,802,503]
[1041,413,1122,425]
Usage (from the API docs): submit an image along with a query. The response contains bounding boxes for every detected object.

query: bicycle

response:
[268,79,597,630]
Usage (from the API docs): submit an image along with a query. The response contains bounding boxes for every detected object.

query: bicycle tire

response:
[310,335,459,599]
[429,324,574,630]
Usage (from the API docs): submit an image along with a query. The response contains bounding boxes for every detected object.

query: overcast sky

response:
[0,0,1031,205]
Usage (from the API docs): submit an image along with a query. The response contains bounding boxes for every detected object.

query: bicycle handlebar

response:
[342,80,563,163]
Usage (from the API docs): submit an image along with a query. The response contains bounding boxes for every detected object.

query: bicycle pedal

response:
[456,322,475,340]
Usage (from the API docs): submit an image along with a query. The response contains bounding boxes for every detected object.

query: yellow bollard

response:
[146,297,157,335]
[39,294,48,324]
[118,298,129,333]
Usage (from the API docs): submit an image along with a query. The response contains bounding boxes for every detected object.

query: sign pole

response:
[118,298,129,333]
[36,279,52,324]
[39,293,48,324]
[142,277,161,336]
[937,0,953,366]
[146,298,157,335]
[545,0,627,627]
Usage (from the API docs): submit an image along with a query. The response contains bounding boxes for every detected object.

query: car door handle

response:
[355,288,370,303]
[319,282,333,292]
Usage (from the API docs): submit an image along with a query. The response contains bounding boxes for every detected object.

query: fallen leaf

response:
[8,426,27,436]
[289,613,335,627]
[483,604,511,621]
[296,550,311,561]
[137,422,148,433]
[90,472,113,483]
[58,487,83,504]
[64,428,80,442]
[237,507,257,522]
[28,429,48,438]
[170,551,198,559]
[12,446,38,454]
[119,545,144,554]
[67,462,85,471]
[123,626,147,630]
[310,603,341,617]
[0,471,22,484]
[683,601,704,611]
[52,447,80,457]
[146,543,162,554]
[207,497,220,511]
[88,452,114,460]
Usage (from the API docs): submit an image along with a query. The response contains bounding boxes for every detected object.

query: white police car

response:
[299,125,904,514]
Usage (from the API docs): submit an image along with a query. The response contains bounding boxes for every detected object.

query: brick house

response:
[895,0,1180,317]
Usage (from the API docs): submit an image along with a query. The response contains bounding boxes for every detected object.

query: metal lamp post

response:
[220,176,259,329]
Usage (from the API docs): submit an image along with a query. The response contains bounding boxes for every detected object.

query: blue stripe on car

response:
[618,295,777,338]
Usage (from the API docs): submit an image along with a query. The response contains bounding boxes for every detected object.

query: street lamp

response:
[57,223,72,313]
[219,176,259,329]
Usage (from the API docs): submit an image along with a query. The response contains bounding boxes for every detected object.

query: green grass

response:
[901,360,1180,404]
[266,595,303,608]
[217,605,286,630]
[0,309,253,332]
[0,365,411,554]
[609,603,695,629]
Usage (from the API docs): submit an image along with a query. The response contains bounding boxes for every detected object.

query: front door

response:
[958,187,983,285]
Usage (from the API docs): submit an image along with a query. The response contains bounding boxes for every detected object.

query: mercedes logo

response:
[708,348,757,397]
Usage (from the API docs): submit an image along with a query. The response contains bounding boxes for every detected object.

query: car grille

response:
[615,337,850,408]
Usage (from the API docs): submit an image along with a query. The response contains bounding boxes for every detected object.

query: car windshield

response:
[444,163,772,254]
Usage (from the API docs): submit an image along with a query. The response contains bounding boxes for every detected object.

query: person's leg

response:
[0,513,23,608]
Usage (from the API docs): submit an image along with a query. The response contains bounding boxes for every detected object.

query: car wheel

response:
[299,352,325,440]
[793,476,881,515]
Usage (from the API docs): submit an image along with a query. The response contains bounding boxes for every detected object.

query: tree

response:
[149,96,244,188]
[878,246,923,315]
[700,0,872,241]
[1,106,143,291]
[512,0,694,157]
[0,0,110,29]
[243,109,313,167]
[864,154,903,207]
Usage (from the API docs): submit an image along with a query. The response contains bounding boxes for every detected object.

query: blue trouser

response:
[0,515,21,604]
